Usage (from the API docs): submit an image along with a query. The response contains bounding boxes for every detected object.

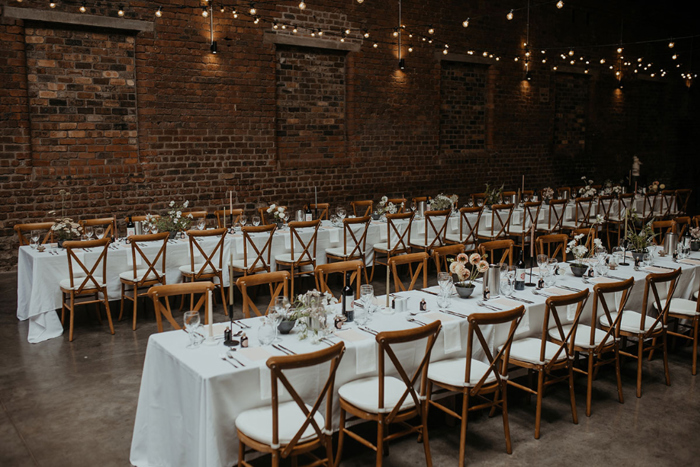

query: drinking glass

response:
[30,237,39,249]
[239,214,247,227]
[183,311,203,349]
[95,226,105,239]
[410,201,417,212]
[642,253,653,268]
[360,284,375,319]
[30,230,40,249]
[547,258,559,285]
[595,246,607,262]
[197,218,206,230]
[537,254,548,278]
[500,276,513,298]
[336,207,346,221]
[257,317,276,346]
[85,226,94,240]
[252,215,261,227]
[271,297,289,343]
[437,271,453,308]
[437,271,451,292]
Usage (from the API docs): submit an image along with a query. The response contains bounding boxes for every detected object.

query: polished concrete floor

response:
[1,269,699,467]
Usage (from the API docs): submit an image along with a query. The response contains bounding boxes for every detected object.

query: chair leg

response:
[535,370,544,439]
[334,409,346,467]
[693,319,698,376]
[376,417,384,467]
[662,331,671,386]
[61,294,66,325]
[568,363,578,425]
[615,344,624,404]
[459,393,469,466]
[132,288,139,331]
[325,434,335,467]
[501,382,512,454]
[422,400,432,467]
[104,294,115,335]
[119,282,125,321]
[636,338,644,398]
[586,352,594,417]
[69,293,75,342]
[238,440,244,466]
[489,387,500,417]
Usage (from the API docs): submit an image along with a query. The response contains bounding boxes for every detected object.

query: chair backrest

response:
[432,244,465,274]
[573,197,595,227]
[412,196,428,205]
[615,193,634,219]
[537,234,568,261]
[641,192,657,219]
[597,195,614,221]
[657,190,676,217]
[636,268,682,335]
[259,206,288,226]
[591,277,635,350]
[417,209,451,249]
[63,237,110,295]
[15,222,55,246]
[522,201,542,232]
[130,215,159,223]
[539,199,566,232]
[452,206,482,246]
[465,306,525,395]
[557,187,571,199]
[485,203,514,238]
[695,215,700,228]
[186,228,227,279]
[471,193,486,207]
[478,239,514,266]
[570,228,596,251]
[375,321,442,423]
[267,342,345,458]
[651,220,676,245]
[675,189,692,215]
[350,200,373,217]
[239,224,277,273]
[184,211,208,220]
[236,271,290,318]
[125,232,169,285]
[673,216,690,238]
[540,289,590,369]
[385,212,414,254]
[287,219,321,265]
[340,216,371,257]
[147,281,215,332]
[501,191,517,204]
[310,203,330,220]
[215,208,243,228]
[80,217,116,239]
[387,198,406,213]
[388,252,429,292]
[314,260,362,300]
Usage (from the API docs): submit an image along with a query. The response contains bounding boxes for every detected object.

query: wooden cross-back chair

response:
[640,192,657,221]
[505,289,590,439]
[314,260,362,301]
[478,240,515,266]
[230,224,277,278]
[536,234,568,262]
[180,228,228,314]
[606,193,635,246]
[387,198,406,213]
[412,196,429,205]
[409,208,451,254]
[215,208,243,229]
[600,268,680,398]
[550,278,634,416]
[444,206,482,252]
[570,228,597,252]
[15,222,55,246]
[557,187,571,200]
[130,215,159,223]
[471,193,486,207]
[148,281,215,333]
[660,275,700,375]
[596,195,614,222]
[274,219,320,297]
[118,232,169,330]
[259,206,288,226]
[237,342,346,467]
[184,211,208,220]
[675,189,692,215]
[509,201,542,255]
[326,216,371,284]
[536,199,567,235]
[427,305,525,462]
[309,203,330,220]
[236,271,290,318]
[673,216,691,238]
[656,190,677,218]
[370,212,414,282]
[432,244,465,275]
[335,321,442,467]
[80,217,116,239]
[651,220,676,245]
[477,204,514,241]
[350,200,373,217]
[388,252,429,293]
[60,237,113,341]
[562,197,595,232]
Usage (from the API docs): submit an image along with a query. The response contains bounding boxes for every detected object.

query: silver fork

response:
[406,316,427,326]
[477,300,501,311]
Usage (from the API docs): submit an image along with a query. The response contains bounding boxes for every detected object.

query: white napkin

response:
[238,346,274,400]
[423,312,461,353]
[329,229,340,244]
[125,248,143,267]
[336,328,377,375]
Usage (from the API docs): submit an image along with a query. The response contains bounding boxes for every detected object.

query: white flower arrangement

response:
[266,204,288,222]
[648,181,666,193]
[145,200,193,232]
[541,187,555,201]
[690,227,700,240]
[448,252,489,287]
[376,196,400,216]
[566,216,605,265]
[431,193,458,211]
[578,176,597,198]
[48,210,83,241]
[287,289,338,340]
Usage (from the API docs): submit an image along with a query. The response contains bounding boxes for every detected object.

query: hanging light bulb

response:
[468,50,474,55]
[600,58,606,64]
[373,43,378,48]
[253,16,260,24]
[273,22,278,29]
[210,41,217,54]
[345,29,351,35]
[672,54,678,60]
[50,1,57,7]
[155,6,162,17]
[399,58,405,70]
[249,3,256,15]
[311,30,315,36]
[298,1,306,10]
[293,27,298,33]
[202,6,208,17]
[542,58,547,63]
[408,46,413,52]
[570,59,575,65]
[541,50,546,54]
[507,10,514,20]
[462,18,470,28]
[568,49,574,56]
[428,25,435,35]
[553,66,558,70]
[357,0,364,3]
[118,5,124,16]
[668,41,675,49]
[443,48,448,55]
[393,29,399,37]
[317,30,323,36]
[79,2,86,13]
[220,6,225,13]
[556,1,564,9]
[340,32,346,42]
[514,57,519,62]
[617,47,623,53]
[482,51,488,57]
[232,9,238,18]
[363,30,370,38]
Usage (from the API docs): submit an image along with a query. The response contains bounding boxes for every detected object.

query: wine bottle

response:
[126,215,136,238]
[342,271,354,322]
[515,250,526,290]
[305,204,313,222]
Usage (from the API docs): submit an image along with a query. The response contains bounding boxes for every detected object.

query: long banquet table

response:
[129,249,700,467]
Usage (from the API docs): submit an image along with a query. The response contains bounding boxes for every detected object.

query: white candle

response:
[207,289,213,337]
[314,186,318,209]
[386,264,391,305]
[522,175,525,194]
[230,190,233,219]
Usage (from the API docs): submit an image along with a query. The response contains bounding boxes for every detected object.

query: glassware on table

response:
[252,215,261,227]
[642,253,653,268]
[437,271,453,308]
[196,217,206,230]
[257,317,276,346]
[85,226,94,240]
[272,296,290,342]
[239,214,247,227]
[410,201,417,212]
[500,276,514,298]
[30,230,40,249]
[537,254,548,278]
[595,246,607,262]
[546,258,558,286]
[336,207,346,221]
[183,311,203,349]
[94,226,105,239]
[360,284,375,320]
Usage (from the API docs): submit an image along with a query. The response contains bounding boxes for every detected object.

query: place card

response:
[542,286,574,296]
[489,297,523,308]
[335,328,370,342]
[238,346,272,362]
[589,277,618,284]
[678,258,700,266]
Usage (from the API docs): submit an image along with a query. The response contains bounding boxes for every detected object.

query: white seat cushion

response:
[179,264,219,275]
[599,310,663,334]
[235,401,324,447]
[338,376,415,414]
[325,246,361,258]
[548,324,612,349]
[119,269,162,282]
[373,242,389,252]
[409,239,431,248]
[653,298,699,316]
[428,358,498,388]
[444,233,465,243]
[274,253,315,264]
[561,221,578,229]
[60,276,105,290]
[504,337,567,365]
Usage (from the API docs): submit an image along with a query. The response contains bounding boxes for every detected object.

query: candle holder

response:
[525,256,536,287]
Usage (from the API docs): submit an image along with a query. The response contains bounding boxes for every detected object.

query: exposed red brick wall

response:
[0,0,698,270]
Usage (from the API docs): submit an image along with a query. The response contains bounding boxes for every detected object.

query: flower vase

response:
[570,263,588,277]
[691,241,699,252]
[169,230,177,240]
[631,250,647,263]
[57,240,65,248]
[454,281,475,298]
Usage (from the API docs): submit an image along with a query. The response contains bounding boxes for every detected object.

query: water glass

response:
[197,218,206,230]
[336,207,346,221]
[257,317,276,346]
[30,229,41,245]
[239,214,247,227]
[437,271,451,292]
[537,254,548,277]
[183,311,203,349]
[85,226,94,240]
[360,284,374,312]
[252,215,261,226]
[642,253,653,268]
[500,276,513,298]
[94,226,105,239]
[30,237,39,249]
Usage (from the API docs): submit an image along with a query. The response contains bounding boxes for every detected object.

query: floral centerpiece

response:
[690,227,700,251]
[144,200,193,234]
[624,209,656,259]
[49,210,83,245]
[287,289,338,340]
[648,180,666,194]
[484,183,504,207]
[578,176,597,198]
[541,187,555,203]
[449,252,490,298]
[565,215,605,276]
[601,179,623,197]
[375,196,400,218]
[266,204,288,225]
[430,193,458,211]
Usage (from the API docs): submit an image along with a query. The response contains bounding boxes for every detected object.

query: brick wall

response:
[0,0,698,270]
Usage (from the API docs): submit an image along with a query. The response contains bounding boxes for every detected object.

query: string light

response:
[273,22,278,29]
[568,49,574,56]
[399,58,405,70]
[363,30,370,38]
[600,58,606,64]
[210,41,217,54]
[317,30,323,36]
[507,10,514,20]
[556,1,564,9]
[340,32,346,42]
[408,46,413,52]
[357,0,364,3]
[79,2,86,13]
[50,1,56,7]
[542,58,547,63]
[514,57,519,62]
[482,51,488,57]
[118,5,124,17]
[462,18,470,28]
[155,6,162,17]
[428,25,435,35]
[668,41,675,48]
[249,3,256,15]
[553,66,558,70]
[298,1,306,10]
[617,47,623,53]
[253,16,260,24]
[443,48,448,55]
[220,6,225,13]
[672,54,678,60]
[373,43,378,48]
[202,6,208,17]
[393,28,399,37]
[345,29,351,35]
[293,27,298,33]
[232,9,238,18]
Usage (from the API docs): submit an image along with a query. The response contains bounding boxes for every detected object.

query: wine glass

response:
[437,271,452,308]
[196,217,205,230]
[500,276,514,298]
[85,226,94,240]
[257,317,276,346]
[642,253,653,268]
[95,226,105,239]
[537,254,548,277]
[360,284,374,320]
[30,230,40,249]
[547,258,559,286]
[410,201,417,212]
[239,214,247,227]
[183,311,202,349]
[272,296,290,342]
[336,207,346,221]
[252,215,261,227]
[149,224,158,235]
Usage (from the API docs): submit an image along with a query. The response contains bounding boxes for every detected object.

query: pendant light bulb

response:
[202,6,208,17]
[668,41,675,49]
[462,18,470,28]
[298,1,306,10]
[79,2,86,13]
[428,25,435,35]
[507,10,514,20]
[232,9,238,18]
[118,5,124,17]
[50,1,57,8]
[249,4,256,15]
[155,6,162,17]
[556,1,564,9]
